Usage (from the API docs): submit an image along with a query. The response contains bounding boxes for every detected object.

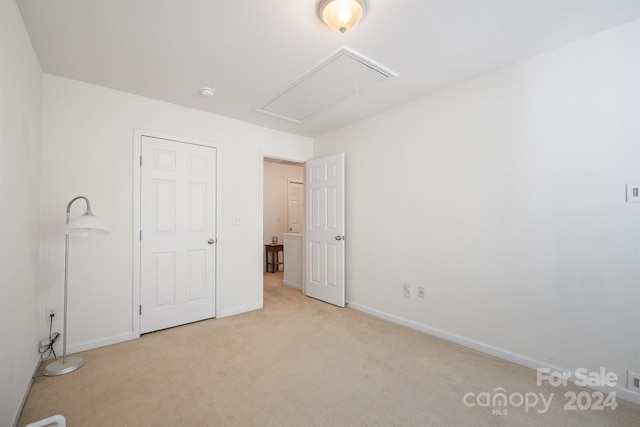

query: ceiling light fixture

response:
[317,0,368,34]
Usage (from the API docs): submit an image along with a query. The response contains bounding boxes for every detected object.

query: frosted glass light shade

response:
[66,212,110,236]
[318,0,367,33]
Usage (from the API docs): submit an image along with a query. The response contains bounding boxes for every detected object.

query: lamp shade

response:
[318,0,367,33]
[66,212,110,236]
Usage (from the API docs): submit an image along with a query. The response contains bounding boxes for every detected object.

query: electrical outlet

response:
[418,286,425,299]
[44,306,56,319]
[626,184,640,202]
[628,371,640,393]
[403,283,412,298]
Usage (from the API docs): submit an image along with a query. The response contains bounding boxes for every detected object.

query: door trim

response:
[133,129,222,337]
[259,151,307,303]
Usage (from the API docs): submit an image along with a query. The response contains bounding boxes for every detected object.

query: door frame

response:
[133,129,222,337]
[259,151,307,303]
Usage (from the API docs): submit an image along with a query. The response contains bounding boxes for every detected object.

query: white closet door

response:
[140,136,217,333]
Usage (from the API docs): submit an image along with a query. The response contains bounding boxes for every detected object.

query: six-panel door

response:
[304,153,345,307]
[140,136,217,333]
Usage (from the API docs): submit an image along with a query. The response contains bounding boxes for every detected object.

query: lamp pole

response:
[62,197,87,365]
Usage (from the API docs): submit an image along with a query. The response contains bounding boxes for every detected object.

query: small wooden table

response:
[265,244,284,273]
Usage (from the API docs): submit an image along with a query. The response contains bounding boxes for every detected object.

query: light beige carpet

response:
[19,273,640,426]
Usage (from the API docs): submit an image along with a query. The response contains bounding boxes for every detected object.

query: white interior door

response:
[140,136,217,333]
[287,180,304,233]
[304,153,345,307]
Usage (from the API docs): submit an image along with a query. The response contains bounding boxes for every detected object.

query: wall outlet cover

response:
[628,371,640,392]
[44,306,56,319]
[626,184,640,202]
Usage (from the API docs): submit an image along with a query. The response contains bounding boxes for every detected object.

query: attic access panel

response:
[256,48,397,123]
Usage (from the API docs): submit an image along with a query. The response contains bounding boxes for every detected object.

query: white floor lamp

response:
[44,196,110,376]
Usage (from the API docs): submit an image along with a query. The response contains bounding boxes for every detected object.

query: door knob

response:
[335,236,342,241]
[208,239,215,245]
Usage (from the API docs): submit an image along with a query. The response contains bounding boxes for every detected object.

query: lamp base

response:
[43,356,85,376]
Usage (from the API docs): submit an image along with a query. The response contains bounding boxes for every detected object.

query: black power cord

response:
[39,313,60,360]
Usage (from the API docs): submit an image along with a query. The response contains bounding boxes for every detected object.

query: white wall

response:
[0,0,43,424]
[315,20,640,402]
[39,75,312,352]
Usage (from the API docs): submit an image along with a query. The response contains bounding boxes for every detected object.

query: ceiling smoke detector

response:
[200,87,215,98]
[317,0,368,34]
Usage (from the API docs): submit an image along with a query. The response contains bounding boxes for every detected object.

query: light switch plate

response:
[232,216,246,225]
[626,184,640,202]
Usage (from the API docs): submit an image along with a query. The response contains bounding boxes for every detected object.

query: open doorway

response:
[261,154,305,304]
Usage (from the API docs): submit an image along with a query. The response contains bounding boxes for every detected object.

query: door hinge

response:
[140,155,143,166]
[139,305,142,315]
[139,230,142,241]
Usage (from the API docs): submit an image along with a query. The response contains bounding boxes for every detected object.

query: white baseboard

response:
[346,300,640,406]
[282,280,302,290]
[66,332,138,355]
[218,302,262,318]
[12,354,42,427]
[45,303,263,356]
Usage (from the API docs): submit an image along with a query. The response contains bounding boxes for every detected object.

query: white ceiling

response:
[17,0,640,138]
